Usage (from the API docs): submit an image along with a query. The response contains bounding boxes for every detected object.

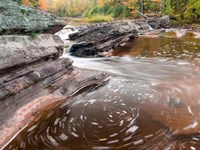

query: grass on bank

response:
[74,15,114,23]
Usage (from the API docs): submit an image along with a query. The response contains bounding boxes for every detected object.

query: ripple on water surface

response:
[4,77,200,150]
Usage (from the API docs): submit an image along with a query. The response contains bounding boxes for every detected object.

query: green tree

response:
[184,0,200,22]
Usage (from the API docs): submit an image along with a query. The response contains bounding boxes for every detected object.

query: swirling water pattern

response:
[5,77,200,150]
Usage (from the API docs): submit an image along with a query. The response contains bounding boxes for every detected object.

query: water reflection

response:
[112,32,200,59]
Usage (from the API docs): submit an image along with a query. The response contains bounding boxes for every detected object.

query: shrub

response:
[85,6,101,17]
[74,15,113,23]
[101,3,111,15]
[14,0,22,4]
[85,3,131,18]
[112,3,131,18]
[183,0,200,23]
[30,32,38,39]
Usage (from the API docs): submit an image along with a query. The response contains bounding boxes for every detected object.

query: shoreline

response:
[0,67,110,149]
[0,95,62,149]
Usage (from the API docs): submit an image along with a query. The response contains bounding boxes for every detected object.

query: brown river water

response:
[3,31,200,150]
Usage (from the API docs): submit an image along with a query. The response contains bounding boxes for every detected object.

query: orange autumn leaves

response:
[22,0,30,5]
[39,0,48,11]
[22,0,48,11]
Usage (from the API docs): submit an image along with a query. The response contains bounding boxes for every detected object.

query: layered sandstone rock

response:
[68,22,138,57]
[0,1,109,148]
[0,34,64,74]
[67,16,171,57]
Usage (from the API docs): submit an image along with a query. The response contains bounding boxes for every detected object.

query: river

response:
[3,31,200,150]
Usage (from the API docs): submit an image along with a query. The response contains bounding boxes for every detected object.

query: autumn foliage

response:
[22,0,48,10]
[38,0,48,11]
[20,0,200,23]
[22,0,31,6]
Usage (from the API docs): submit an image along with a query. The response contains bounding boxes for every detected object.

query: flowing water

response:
[3,31,200,150]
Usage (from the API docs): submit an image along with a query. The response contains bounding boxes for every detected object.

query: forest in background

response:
[16,0,200,23]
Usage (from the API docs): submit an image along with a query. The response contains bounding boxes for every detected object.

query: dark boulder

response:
[147,20,160,29]
[69,42,98,57]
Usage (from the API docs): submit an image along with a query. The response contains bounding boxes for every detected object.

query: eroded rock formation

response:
[67,16,171,57]
[68,22,138,57]
[0,1,109,148]
[0,34,64,74]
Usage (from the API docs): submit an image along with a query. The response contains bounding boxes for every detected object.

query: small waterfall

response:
[55,25,79,41]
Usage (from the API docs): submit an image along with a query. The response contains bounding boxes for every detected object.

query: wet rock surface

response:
[0,1,110,148]
[0,65,109,148]
[0,33,110,147]
[67,16,171,57]
[68,22,138,57]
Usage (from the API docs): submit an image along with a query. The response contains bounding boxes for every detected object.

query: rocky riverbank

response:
[0,0,109,148]
[68,22,138,57]
[66,16,171,57]
[2,1,200,149]
[0,1,179,148]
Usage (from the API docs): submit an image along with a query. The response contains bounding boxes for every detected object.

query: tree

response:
[184,0,200,22]
[22,0,31,5]
[39,0,48,11]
